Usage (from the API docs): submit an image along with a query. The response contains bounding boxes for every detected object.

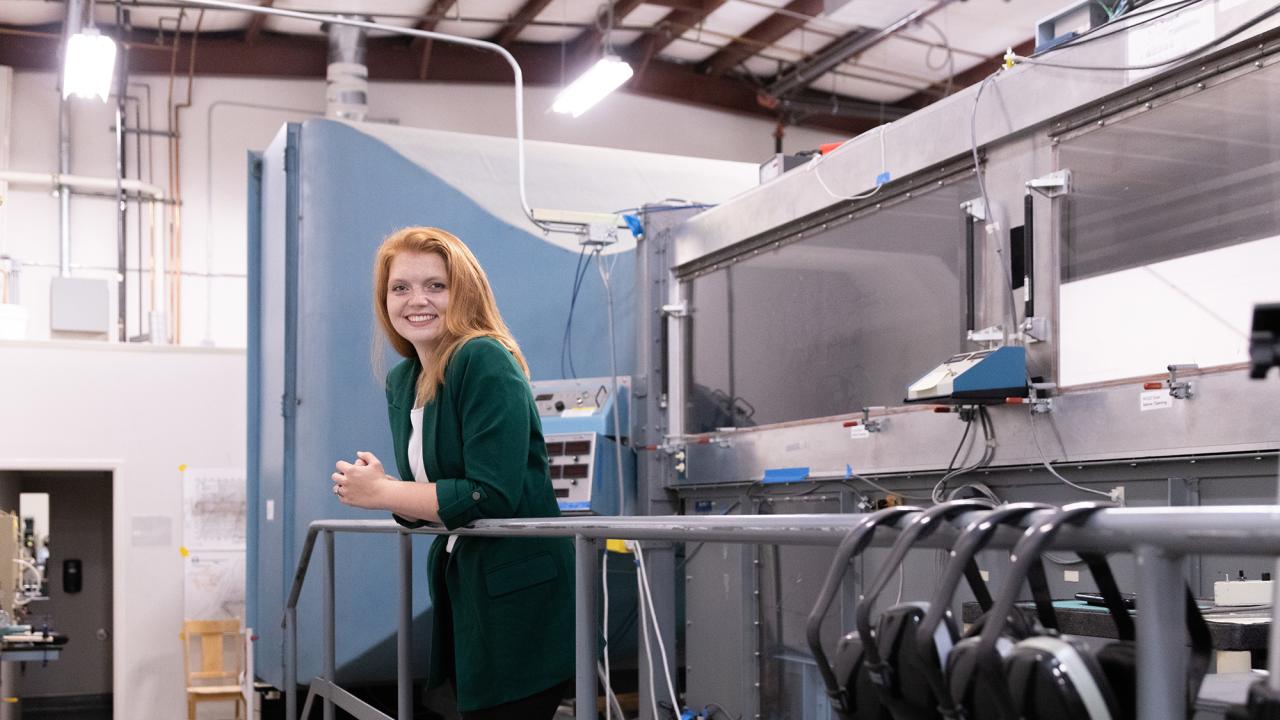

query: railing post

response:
[285,607,297,720]
[1135,544,1185,720]
[575,534,599,720]
[398,531,413,719]
[323,529,336,720]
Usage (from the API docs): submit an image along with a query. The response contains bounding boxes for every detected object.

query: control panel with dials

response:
[531,376,634,515]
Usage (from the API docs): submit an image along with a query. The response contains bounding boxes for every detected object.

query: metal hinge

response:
[1026,169,1071,198]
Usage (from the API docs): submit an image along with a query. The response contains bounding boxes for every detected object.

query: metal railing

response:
[281,506,1280,720]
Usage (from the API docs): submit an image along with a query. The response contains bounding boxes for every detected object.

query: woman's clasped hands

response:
[332,451,387,509]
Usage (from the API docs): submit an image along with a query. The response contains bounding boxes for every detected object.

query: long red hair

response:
[372,227,529,405]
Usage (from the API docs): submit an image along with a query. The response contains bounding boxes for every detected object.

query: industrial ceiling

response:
[0,0,1064,132]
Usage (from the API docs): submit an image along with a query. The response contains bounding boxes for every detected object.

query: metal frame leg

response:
[324,530,336,720]
[1136,544,1185,720]
[285,608,297,720]
[398,532,413,720]
[575,535,599,720]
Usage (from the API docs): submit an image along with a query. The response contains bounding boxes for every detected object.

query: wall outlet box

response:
[1214,579,1272,606]
[758,153,807,184]
[50,276,117,338]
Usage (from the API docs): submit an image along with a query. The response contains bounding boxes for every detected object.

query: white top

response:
[409,406,457,553]
[408,407,429,484]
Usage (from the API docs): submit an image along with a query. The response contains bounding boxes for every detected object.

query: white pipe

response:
[0,169,167,200]
[171,0,572,234]
[0,66,12,257]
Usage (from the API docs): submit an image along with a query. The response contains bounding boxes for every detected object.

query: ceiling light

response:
[62,27,117,102]
[551,55,633,118]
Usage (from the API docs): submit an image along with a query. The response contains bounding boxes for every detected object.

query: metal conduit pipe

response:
[57,0,85,278]
[0,170,167,201]
[114,3,129,343]
[325,17,369,122]
[767,0,957,99]
[57,89,71,278]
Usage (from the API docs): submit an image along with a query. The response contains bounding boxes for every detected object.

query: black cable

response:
[559,244,593,378]
[678,502,742,570]
[571,248,596,377]
[702,703,739,720]
[934,409,978,502]
[560,245,585,378]
[945,412,975,474]
[934,406,998,503]
[980,405,996,446]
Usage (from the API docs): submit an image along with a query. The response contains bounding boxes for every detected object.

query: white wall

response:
[2,71,839,348]
[0,341,245,719]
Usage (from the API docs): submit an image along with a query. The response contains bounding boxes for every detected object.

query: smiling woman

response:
[329,226,574,718]
[386,251,450,353]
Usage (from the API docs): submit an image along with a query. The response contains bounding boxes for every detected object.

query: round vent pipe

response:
[326,18,368,122]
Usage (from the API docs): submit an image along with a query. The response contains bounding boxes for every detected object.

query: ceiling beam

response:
[641,0,701,8]
[566,0,646,69]
[627,0,729,67]
[699,0,821,78]
[493,0,556,46]
[410,0,459,79]
[0,26,871,134]
[897,37,1034,110]
[767,0,955,99]
[243,0,275,45]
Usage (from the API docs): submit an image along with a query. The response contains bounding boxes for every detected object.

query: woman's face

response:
[387,251,450,353]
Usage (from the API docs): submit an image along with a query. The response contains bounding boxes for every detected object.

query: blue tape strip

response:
[623,214,644,237]
[559,501,592,510]
[875,171,892,186]
[762,467,810,484]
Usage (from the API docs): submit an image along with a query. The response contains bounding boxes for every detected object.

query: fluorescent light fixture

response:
[62,27,117,102]
[551,55,633,118]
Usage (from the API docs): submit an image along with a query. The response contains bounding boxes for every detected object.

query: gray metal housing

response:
[640,4,1280,717]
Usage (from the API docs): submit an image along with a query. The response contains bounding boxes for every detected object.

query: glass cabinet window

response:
[685,182,974,431]
[1058,64,1280,385]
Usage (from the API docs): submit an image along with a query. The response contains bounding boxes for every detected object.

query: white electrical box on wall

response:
[50,276,117,339]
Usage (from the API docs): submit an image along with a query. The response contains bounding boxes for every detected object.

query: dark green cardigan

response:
[386,337,574,711]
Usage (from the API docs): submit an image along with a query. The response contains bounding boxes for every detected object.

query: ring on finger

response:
[333,484,341,496]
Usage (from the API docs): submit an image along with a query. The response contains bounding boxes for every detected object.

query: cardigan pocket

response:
[484,551,557,598]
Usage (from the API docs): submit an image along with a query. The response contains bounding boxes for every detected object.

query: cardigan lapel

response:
[389,357,419,484]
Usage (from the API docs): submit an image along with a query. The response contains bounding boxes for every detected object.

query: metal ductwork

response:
[325,17,368,122]
[767,0,957,100]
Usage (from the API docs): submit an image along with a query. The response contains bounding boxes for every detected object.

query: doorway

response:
[0,471,113,719]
